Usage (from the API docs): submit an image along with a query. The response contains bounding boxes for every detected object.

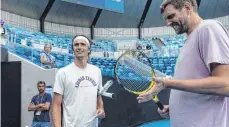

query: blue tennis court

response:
[139,120,170,127]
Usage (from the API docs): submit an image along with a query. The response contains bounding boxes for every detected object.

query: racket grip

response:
[99,80,113,94]
[156,101,164,110]
[101,92,116,99]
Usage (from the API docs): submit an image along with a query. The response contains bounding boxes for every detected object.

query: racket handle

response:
[156,101,164,110]
[99,80,113,94]
[101,92,116,99]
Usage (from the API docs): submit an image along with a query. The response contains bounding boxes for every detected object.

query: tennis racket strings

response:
[115,51,153,93]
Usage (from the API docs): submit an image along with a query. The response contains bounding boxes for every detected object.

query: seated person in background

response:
[28,81,52,127]
[0,20,7,45]
[1,20,5,36]
[40,43,56,69]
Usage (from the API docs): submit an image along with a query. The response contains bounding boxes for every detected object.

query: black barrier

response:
[101,76,170,127]
[1,62,22,127]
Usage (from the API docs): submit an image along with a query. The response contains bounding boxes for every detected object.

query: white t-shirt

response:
[53,62,103,127]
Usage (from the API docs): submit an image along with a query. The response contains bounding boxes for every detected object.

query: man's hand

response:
[137,76,169,103]
[36,103,45,111]
[38,103,45,107]
[158,105,170,119]
[96,108,105,119]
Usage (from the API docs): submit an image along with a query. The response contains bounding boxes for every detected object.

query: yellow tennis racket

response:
[114,50,164,110]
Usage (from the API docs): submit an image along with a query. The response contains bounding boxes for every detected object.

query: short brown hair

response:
[37,81,46,87]
[161,0,198,14]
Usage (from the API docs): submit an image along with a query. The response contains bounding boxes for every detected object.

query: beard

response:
[171,19,188,34]
[39,89,44,93]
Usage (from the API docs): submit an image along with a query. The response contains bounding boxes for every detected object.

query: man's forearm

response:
[166,77,229,96]
[28,105,40,111]
[52,104,62,127]
[97,96,104,109]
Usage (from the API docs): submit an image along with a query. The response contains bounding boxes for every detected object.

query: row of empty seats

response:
[4,24,118,53]
[5,42,176,76]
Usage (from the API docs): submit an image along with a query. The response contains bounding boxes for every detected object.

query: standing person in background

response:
[40,43,56,69]
[28,81,52,127]
[52,35,105,127]
[137,0,229,127]
[0,20,5,36]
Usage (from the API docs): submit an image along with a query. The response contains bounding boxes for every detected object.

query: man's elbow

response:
[28,107,33,111]
[52,102,61,112]
[214,85,229,97]
[221,85,229,97]
[220,79,229,96]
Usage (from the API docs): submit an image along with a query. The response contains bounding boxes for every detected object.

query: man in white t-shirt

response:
[52,35,105,127]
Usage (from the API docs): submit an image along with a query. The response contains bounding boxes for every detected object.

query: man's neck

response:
[74,58,87,69]
[187,14,203,36]
[39,92,45,96]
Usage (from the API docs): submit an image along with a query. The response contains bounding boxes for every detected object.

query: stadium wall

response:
[44,22,91,38]
[95,28,139,39]
[1,10,40,32]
